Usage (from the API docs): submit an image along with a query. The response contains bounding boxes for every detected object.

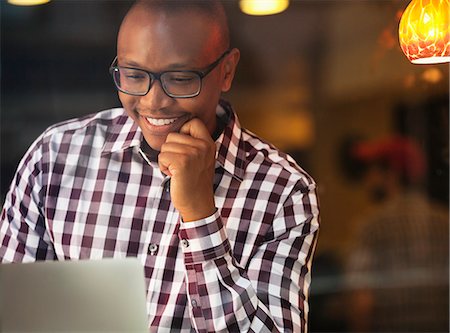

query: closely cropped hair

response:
[133,0,230,49]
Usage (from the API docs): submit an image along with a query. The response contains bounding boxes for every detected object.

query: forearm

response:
[184,255,278,333]
[180,214,276,332]
[0,134,55,263]
[179,210,318,333]
[0,202,55,263]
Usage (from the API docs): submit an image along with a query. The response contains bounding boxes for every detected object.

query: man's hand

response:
[158,118,217,222]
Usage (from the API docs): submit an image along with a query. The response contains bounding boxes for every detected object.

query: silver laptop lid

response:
[0,258,149,333]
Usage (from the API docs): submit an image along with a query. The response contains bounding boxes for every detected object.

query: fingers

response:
[158,140,212,178]
[158,151,179,177]
[163,117,214,148]
[163,135,213,155]
[160,142,201,158]
[157,117,217,221]
[162,117,215,159]
[159,141,212,175]
[179,118,212,141]
[164,132,199,148]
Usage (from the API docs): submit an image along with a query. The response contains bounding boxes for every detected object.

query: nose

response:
[139,79,173,111]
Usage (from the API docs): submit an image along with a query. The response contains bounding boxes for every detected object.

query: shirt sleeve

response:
[178,181,320,333]
[0,134,55,263]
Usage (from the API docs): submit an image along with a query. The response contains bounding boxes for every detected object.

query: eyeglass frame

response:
[109,49,231,99]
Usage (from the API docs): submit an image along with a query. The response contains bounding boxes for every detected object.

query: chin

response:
[144,135,166,152]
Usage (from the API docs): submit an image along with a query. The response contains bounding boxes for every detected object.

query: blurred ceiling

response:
[1,0,448,195]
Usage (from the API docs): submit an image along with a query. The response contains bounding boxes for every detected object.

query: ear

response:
[221,48,240,92]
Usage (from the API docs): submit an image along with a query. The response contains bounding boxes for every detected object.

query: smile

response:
[145,117,178,126]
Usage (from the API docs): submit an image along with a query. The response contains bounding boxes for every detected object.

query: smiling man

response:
[0,1,320,332]
[114,0,238,223]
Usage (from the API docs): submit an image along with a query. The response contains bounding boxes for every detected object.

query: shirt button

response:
[191,299,198,308]
[180,239,189,248]
[148,243,158,255]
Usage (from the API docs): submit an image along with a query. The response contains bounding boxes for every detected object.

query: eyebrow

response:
[119,59,197,71]
[120,60,142,68]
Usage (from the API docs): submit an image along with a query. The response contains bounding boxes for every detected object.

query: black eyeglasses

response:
[109,49,231,98]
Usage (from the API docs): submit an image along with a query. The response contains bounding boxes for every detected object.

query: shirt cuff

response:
[178,210,231,264]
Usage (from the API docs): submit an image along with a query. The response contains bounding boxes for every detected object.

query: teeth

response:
[146,117,178,126]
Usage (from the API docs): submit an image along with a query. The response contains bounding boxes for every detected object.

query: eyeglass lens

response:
[112,68,201,97]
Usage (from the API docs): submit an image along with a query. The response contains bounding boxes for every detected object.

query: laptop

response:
[0,258,149,333]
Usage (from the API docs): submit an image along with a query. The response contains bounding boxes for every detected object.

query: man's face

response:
[364,165,389,203]
[117,8,233,151]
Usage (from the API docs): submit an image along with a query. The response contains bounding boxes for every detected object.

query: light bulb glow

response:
[240,0,289,16]
[7,0,50,5]
[399,0,450,64]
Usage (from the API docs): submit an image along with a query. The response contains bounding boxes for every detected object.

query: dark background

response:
[1,1,449,331]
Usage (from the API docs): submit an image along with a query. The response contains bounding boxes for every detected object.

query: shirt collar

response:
[101,112,142,154]
[101,101,246,182]
[215,100,246,182]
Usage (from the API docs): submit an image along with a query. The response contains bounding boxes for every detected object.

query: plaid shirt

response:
[1,101,319,333]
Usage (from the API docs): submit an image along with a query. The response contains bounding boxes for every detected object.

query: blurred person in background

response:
[345,135,449,332]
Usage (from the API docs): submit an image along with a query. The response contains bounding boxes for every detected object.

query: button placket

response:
[162,178,171,193]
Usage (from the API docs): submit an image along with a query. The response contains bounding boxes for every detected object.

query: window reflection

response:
[1,1,448,331]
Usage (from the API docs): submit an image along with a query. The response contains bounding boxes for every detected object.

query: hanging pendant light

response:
[7,0,50,5]
[239,0,289,16]
[398,0,450,64]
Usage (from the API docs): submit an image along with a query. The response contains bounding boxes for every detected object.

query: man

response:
[346,136,449,332]
[0,1,319,332]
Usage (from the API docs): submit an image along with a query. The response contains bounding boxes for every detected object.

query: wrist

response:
[180,203,216,222]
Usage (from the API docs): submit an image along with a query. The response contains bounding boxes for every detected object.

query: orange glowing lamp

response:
[399,0,450,64]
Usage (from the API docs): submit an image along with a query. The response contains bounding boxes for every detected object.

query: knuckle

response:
[159,143,167,152]
[197,140,208,151]
[178,154,190,168]
[209,141,216,152]
[166,132,177,141]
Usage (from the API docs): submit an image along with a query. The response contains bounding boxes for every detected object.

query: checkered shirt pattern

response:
[1,100,320,332]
